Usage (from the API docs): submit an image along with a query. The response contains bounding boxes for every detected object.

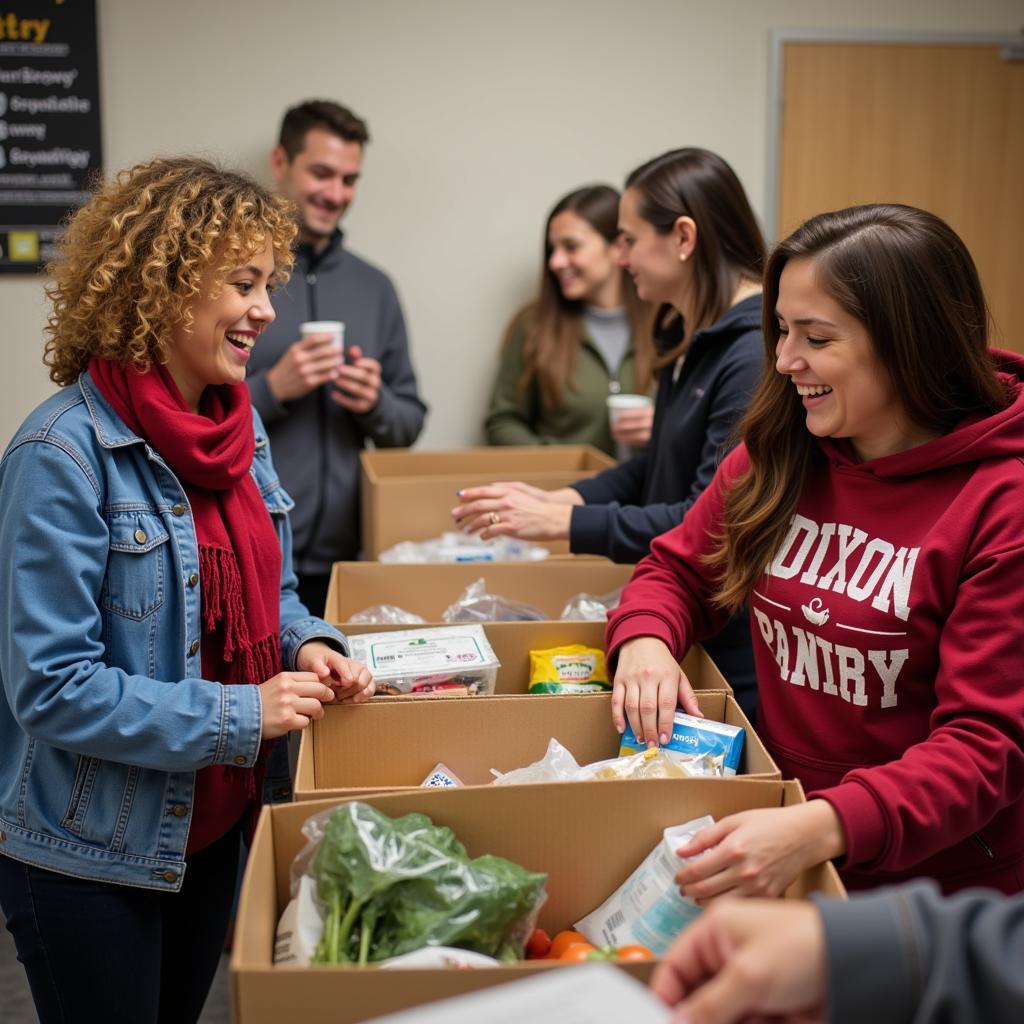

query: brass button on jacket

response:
[171,503,186,517]
[171,804,188,818]
[188,639,200,656]
[133,529,146,544]
[162,870,178,883]
[187,573,199,587]
[233,755,247,767]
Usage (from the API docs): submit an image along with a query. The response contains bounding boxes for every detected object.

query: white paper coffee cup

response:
[607,393,653,424]
[300,320,345,351]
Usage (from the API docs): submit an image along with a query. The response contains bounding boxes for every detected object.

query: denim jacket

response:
[0,371,348,891]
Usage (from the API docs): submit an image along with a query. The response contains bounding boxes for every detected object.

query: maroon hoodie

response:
[607,352,1024,894]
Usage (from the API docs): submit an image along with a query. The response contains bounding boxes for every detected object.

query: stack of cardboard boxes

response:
[231,447,846,1022]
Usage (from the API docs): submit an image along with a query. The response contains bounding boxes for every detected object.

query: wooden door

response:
[778,41,1024,349]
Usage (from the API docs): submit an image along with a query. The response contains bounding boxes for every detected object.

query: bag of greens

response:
[288,802,548,966]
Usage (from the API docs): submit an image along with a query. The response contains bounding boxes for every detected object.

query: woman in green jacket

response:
[484,185,655,457]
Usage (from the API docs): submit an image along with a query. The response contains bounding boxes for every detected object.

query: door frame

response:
[765,30,1023,241]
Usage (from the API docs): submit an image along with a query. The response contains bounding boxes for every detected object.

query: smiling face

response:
[271,127,362,245]
[164,240,277,411]
[546,210,621,307]
[617,186,689,307]
[774,257,935,461]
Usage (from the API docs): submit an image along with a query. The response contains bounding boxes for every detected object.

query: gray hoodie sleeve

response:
[816,880,1024,1024]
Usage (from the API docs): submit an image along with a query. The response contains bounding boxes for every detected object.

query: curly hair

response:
[44,157,297,387]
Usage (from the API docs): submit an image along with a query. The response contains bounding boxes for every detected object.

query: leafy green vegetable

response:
[309,802,547,966]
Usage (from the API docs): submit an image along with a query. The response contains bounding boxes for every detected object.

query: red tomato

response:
[549,930,589,959]
[559,942,597,962]
[616,944,655,962]
[524,928,552,959]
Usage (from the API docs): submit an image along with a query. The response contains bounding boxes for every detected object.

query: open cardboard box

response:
[325,558,633,625]
[232,779,845,1024]
[294,690,775,802]
[333,619,731,697]
[359,445,615,558]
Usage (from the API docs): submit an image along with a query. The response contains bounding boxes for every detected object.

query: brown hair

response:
[44,157,297,387]
[278,99,370,158]
[515,184,655,408]
[625,148,765,365]
[707,203,1007,611]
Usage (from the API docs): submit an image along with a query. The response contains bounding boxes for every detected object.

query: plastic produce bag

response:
[290,802,548,965]
[442,578,546,623]
[559,588,623,621]
[490,738,584,785]
[574,816,713,954]
[348,604,426,625]
[380,532,549,564]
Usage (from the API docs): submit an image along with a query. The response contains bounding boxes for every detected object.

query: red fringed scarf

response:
[90,359,282,846]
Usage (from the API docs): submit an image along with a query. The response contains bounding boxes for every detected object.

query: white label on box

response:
[366,634,487,673]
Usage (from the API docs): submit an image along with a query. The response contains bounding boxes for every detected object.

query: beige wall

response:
[1,0,1020,449]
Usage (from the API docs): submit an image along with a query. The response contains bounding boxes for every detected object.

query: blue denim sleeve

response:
[0,438,261,771]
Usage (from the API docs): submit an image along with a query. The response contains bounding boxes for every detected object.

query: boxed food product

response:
[620,712,745,775]
[348,625,500,696]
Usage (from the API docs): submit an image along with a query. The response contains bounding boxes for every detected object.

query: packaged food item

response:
[421,762,464,787]
[379,532,549,563]
[620,712,744,775]
[558,588,622,621]
[528,645,610,693]
[348,604,426,625]
[490,738,583,785]
[581,747,690,780]
[378,947,501,969]
[348,624,501,696]
[574,816,713,955]
[443,578,546,623]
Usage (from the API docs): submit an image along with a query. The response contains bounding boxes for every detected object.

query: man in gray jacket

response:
[247,100,427,616]
[650,880,1023,1022]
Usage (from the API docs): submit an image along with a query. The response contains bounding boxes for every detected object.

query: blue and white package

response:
[619,712,744,775]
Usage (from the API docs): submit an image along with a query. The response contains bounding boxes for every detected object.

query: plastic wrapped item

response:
[289,802,548,965]
[574,816,713,954]
[490,738,583,785]
[348,604,427,625]
[528,645,610,693]
[558,588,623,621]
[273,874,322,966]
[379,531,550,564]
[580,747,692,781]
[421,762,464,788]
[347,624,501,696]
[620,712,745,775]
[442,578,546,623]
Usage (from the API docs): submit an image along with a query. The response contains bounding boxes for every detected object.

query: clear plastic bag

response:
[559,588,623,621]
[288,802,548,965]
[490,738,583,785]
[442,578,546,623]
[348,604,426,625]
[379,531,550,564]
[579,747,705,780]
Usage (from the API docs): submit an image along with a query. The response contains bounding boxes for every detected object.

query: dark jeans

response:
[296,571,333,620]
[0,822,240,1024]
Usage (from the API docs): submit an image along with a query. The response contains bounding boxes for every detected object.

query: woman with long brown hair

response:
[608,204,1024,897]
[457,149,766,718]
[484,184,655,456]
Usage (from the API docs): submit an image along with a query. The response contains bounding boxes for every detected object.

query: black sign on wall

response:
[0,0,101,273]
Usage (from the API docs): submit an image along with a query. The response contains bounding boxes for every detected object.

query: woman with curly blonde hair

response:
[0,157,373,1023]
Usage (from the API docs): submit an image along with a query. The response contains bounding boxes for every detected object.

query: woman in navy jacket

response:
[454,148,765,717]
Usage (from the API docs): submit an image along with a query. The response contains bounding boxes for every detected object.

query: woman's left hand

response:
[674,801,846,901]
[296,641,375,704]
[451,484,573,542]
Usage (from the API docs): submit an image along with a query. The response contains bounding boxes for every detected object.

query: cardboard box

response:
[359,446,615,557]
[334,619,731,697]
[294,690,776,802]
[325,559,632,625]
[232,779,845,1024]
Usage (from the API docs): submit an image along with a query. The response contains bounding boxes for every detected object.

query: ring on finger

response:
[488,511,501,525]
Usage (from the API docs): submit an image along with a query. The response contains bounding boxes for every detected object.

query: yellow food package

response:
[528,645,610,694]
